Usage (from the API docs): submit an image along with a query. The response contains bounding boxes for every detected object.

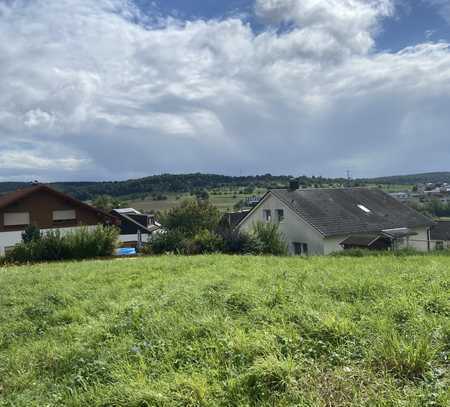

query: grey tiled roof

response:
[271,188,434,237]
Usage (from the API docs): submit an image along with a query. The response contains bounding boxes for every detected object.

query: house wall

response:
[0,225,98,256]
[407,226,432,252]
[238,193,326,255]
[323,235,347,255]
[0,190,103,232]
[0,189,109,255]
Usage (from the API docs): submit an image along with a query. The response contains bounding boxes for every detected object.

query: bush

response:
[145,230,223,255]
[143,230,186,255]
[252,222,288,256]
[221,230,263,255]
[161,199,221,238]
[4,226,119,264]
[188,230,223,254]
[21,225,41,243]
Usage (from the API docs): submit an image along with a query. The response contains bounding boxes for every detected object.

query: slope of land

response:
[2,171,448,203]
[0,255,448,406]
[366,172,450,186]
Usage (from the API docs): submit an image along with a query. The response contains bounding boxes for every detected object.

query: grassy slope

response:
[0,255,448,406]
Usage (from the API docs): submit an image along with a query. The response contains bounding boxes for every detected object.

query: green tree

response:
[161,199,221,238]
[93,195,123,211]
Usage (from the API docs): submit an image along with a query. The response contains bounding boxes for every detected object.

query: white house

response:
[236,182,434,255]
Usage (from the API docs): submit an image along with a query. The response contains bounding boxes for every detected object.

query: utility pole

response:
[346,170,351,187]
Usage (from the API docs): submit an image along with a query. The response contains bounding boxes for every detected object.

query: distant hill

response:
[0,174,344,200]
[0,171,448,200]
[364,172,450,185]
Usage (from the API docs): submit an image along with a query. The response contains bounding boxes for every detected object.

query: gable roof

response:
[240,187,434,237]
[220,210,251,230]
[111,209,160,234]
[430,221,450,241]
[0,184,116,222]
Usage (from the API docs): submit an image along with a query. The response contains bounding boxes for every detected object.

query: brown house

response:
[0,184,115,255]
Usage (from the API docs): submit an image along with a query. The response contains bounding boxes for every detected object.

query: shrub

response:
[188,230,223,254]
[22,224,41,243]
[161,199,221,238]
[252,222,288,256]
[4,226,119,264]
[221,230,262,255]
[143,230,186,255]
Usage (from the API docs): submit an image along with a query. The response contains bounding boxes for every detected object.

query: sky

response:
[1,0,450,182]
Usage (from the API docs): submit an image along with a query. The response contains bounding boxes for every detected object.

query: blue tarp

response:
[116,248,136,256]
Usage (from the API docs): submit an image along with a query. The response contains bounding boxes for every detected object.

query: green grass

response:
[0,255,449,406]
[127,188,267,213]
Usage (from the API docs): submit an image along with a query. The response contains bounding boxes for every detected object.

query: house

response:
[430,221,450,250]
[236,181,434,255]
[111,208,160,248]
[0,184,116,255]
[219,210,251,231]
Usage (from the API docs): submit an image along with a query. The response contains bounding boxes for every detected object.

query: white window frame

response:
[263,209,272,222]
[4,212,30,226]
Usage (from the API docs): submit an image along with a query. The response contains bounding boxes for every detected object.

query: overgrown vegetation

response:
[2,226,119,264]
[144,200,287,255]
[0,255,448,406]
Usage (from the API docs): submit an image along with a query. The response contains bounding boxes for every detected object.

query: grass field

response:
[127,188,267,213]
[1,255,449,406]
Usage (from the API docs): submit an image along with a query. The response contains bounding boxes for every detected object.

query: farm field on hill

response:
[127,188,267,213]
[0,255,449,406]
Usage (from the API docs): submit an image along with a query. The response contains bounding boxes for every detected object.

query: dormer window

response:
[357,204,371,214]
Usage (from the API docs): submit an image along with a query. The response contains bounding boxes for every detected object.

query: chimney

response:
[289,178,299,191]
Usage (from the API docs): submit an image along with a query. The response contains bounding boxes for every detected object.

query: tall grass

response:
[0,255,448,406]
[2,225,118,264]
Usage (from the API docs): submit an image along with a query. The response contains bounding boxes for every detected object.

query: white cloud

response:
[0,0,450,180]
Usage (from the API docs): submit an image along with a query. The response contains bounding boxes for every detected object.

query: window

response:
[357,204,371,213]
[53,210,76,222]
[263,209,272,222]
[293,242,308,256]
[436,241,444,251]
[276,209,284,222]
[4,212,30,226]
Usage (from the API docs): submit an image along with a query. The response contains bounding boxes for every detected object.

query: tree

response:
[93,195,123,211]
[161,199,221,238]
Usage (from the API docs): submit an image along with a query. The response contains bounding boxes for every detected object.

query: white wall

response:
[238,193,326,255]
[323,235,347,255]
[0,225,97,256]
[407,226,431,252]
[119,233,150,243]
